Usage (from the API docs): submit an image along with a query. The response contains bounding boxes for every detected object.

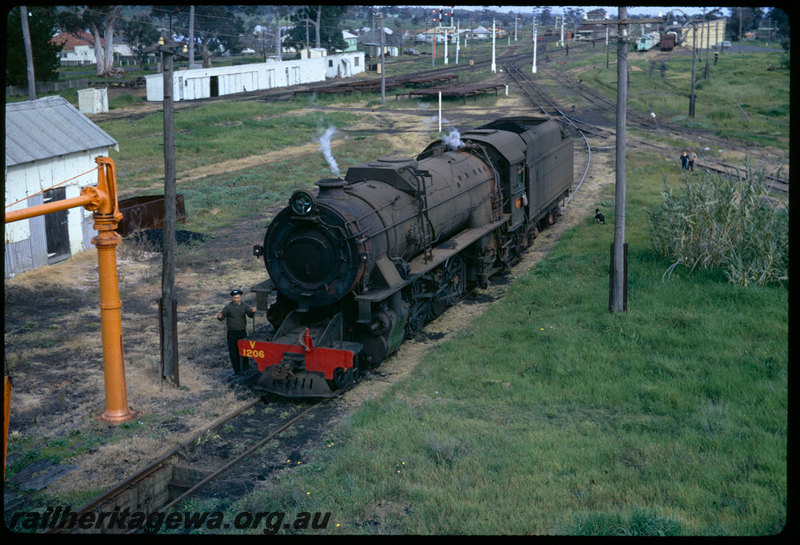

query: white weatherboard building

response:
[5,96,119,278]
[145,52,365,102]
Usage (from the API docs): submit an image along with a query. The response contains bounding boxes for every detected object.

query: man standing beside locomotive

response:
[216,289,256,375]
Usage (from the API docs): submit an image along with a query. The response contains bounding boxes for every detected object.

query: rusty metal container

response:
[117,194,186,237]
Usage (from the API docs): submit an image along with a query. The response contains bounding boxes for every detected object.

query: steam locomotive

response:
[241,117,573,397]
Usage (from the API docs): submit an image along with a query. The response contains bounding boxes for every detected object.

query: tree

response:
[252,5,299,61]
[119,14,160,70]
[298,5,322,49]
[152,6,244,67]
[726,7,764,40]
[286,6,347,54]
[20,5,37,99]
[57,6,124,77]
[766,7,789,38]
[6,6,62,86]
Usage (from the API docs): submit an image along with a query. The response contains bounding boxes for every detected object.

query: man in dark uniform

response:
[216,289,255,375]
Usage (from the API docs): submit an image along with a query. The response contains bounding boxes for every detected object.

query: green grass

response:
[175,132,396,233]
[204,156,787,536]
[100,104,361,191]
[579,49,789,150]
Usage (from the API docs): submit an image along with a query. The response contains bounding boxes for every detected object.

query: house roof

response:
[51,31,103,51]
[5,96,118,168]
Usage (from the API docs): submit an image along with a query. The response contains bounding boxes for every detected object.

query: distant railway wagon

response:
[660,32,677,51]
[635,32,661,52]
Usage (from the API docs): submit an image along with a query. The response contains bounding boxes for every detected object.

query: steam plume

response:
[318,126,340,176]
[443,129,463,150]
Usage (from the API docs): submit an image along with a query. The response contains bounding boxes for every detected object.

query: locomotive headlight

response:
[290,190,315,216]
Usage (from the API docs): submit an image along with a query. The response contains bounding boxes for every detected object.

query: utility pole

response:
[147,37,188,385]
[161,40,178,385]
[532,16,537,74]
[444,26,448,64]
[188,5,195,68]
[491,18,496,73]
[431,8,439,68]
[738,7,742,42]
[455,20,460,64]
[378,11,385,106]
[689,21,698,117]
[593,10,660,312]
[610,6,629,312]
[704,11,711,80]
[442,6,454,65]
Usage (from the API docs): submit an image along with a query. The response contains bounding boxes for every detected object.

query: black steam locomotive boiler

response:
[242,117,573,397]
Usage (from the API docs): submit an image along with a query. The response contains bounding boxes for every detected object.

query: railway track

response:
[46,395,327,534]
[503,57,788,196]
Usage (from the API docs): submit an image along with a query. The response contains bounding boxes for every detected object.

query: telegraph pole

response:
[491,18,497,73]
[611,6,628,312]
[431,8,440,68]
[146,37,188,384]
[704,10,711,80]
[532,16,537,74]
[455,20,460,64]
[188,5,195,67]
[689,22,697,117]
[378,11,386,106]
[591,10,660,312]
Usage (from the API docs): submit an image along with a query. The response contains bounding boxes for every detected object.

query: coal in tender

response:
[128,228,210,250]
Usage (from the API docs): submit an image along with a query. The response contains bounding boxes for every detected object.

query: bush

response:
[648,163,788,287]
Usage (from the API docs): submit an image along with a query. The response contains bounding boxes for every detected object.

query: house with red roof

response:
[50,31,135,67]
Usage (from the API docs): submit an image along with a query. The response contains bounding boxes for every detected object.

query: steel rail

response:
[157,400,323,514]
[45,396,265,533]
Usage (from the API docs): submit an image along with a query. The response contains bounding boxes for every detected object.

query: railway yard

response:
[4,38,789,535]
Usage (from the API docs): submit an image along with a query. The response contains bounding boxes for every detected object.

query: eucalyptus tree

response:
[57,5,123,77]
[151,5,244,67]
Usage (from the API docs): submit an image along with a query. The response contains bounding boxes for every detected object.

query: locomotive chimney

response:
[316,178,348,198]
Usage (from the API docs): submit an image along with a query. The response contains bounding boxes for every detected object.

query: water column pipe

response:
[5,156,134,423]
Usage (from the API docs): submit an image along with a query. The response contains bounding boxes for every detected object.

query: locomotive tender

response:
[242,117,573,397]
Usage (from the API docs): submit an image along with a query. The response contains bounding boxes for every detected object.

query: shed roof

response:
[5,96,118,168]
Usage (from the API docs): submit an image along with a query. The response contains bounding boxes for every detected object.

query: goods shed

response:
[145,52,365,102]
[4,96,119,277]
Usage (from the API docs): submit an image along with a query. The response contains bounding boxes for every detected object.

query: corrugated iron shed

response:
[5,95,118,168]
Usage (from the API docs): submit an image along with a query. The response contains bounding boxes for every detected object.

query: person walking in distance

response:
[688,150,697,172]
[680,150,689,170]
[217,289,255,375]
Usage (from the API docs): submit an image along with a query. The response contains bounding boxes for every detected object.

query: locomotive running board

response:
[355,216,508,305]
